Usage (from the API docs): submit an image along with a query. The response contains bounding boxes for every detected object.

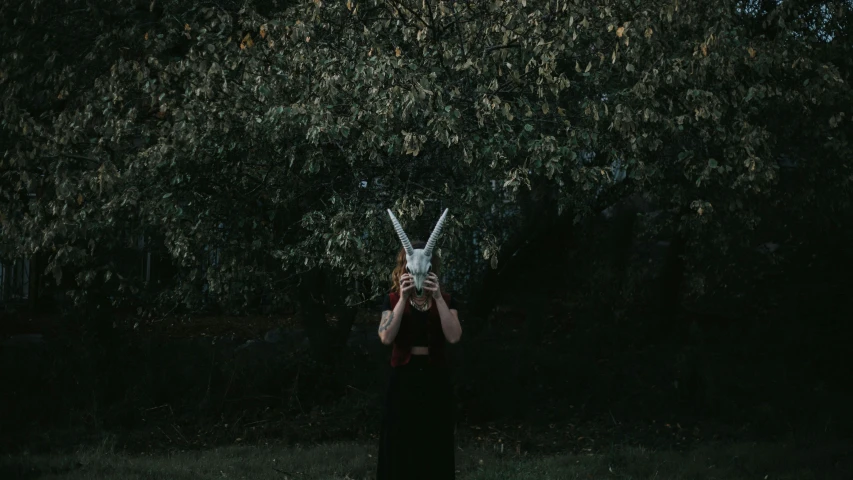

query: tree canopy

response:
[1,0,850,318]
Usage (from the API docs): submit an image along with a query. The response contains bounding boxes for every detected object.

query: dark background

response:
[1,0,852,476]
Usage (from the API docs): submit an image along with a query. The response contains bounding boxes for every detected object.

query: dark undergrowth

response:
[1,299,851,458]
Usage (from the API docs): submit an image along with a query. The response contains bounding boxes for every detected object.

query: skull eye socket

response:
[405,266,412,274]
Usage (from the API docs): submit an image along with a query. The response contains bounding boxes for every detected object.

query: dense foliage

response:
[1,0,850,318]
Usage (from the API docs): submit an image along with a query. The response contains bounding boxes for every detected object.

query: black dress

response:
[377,295,457,480]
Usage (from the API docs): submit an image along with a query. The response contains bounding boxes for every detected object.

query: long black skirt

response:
[377,355,455,480]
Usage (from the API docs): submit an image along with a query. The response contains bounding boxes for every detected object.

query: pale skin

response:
[378,272,462,348]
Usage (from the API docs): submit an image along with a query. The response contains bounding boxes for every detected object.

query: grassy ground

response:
[1,437,834,480]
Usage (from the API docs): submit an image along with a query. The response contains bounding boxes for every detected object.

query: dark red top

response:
[384,291,456,367]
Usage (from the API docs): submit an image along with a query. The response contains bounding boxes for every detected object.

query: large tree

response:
[1,0,850,351]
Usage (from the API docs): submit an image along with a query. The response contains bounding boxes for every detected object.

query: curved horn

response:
[424,208,449,256]
[387,209,414,256]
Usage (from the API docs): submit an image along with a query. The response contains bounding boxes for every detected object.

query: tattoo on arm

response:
[378,311,394,333]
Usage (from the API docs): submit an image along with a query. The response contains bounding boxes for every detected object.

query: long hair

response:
[390,240,443,293]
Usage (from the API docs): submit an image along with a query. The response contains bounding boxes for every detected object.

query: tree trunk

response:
[658,233,686,334]
[611,204,637,291]
[324,272,359,365]
[297,268,333,363]
[28,253,41,312]
[297,268,359,365]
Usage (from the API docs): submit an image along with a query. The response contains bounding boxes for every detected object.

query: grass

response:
[1,437,830,480]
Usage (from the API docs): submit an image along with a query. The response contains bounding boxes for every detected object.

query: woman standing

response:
[377,209,462,480]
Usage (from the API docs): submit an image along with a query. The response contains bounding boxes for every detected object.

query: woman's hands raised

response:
[423,272,442,299]
[400,273,416,300]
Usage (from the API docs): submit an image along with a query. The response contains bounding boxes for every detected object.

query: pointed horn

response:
[387,209,414,256]
[424,208,449,256]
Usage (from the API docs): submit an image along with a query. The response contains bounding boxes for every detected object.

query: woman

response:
[376,239,463,480]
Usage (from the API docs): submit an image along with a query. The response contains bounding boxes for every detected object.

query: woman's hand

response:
[400,273,416,300]
[424,272,442,299]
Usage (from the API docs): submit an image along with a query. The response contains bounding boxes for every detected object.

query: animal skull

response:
[387,208,449,296]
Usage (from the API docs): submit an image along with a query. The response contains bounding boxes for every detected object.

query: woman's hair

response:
[390,240,442,293]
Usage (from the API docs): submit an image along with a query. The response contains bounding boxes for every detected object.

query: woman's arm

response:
[378,297,407,345]
[427,273,462,343]
[379,273,415,344]
[434,296,462,344]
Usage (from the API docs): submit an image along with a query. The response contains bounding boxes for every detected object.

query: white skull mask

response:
[387,208,449,296]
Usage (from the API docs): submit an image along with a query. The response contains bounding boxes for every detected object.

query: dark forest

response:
[1,0,851,478]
